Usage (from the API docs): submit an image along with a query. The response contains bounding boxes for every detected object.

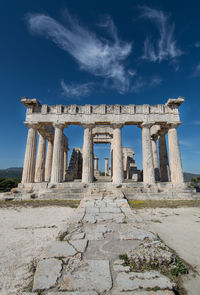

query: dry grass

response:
[0,199,80,208]
[128,199,200,209]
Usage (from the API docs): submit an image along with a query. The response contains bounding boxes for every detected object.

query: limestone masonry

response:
[20,96,185,189]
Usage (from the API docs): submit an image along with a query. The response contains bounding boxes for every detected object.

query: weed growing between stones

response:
[119,240,189,295]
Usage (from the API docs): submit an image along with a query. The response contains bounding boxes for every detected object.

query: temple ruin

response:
[20,97,186,191]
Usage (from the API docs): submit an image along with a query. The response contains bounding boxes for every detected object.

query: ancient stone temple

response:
[20,97,185,190]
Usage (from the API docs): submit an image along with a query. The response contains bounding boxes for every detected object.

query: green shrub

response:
[0,177,21,192]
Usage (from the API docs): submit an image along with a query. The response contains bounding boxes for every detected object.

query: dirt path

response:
[0,206,75,295]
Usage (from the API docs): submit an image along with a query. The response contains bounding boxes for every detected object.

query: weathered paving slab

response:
[59,259,112,292]
[41,241,77,258]
[116,271,175,291]
[112,292,174,295]
[70,239,88,252]
[33,258,62,291]
[46,292,98,295]
[29,194,176,294]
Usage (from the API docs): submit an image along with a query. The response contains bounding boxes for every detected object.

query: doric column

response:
[168,124,184,183]
[45,139,53,182]
[105,158,109,176]
[22,124,37,184]
[151,136,160,181]
[110,139,113,178]
[159,131,170,182]
[35,133,46,182]
[112,124,124,184]
[82,124,94,183]
[94,157,99,171]
[51,123,65,183]
[141,123,155,184]
[63,148,68,181]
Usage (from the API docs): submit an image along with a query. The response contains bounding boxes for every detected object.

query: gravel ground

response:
[0,206,75,295]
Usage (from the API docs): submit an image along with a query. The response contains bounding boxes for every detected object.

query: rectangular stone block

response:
[59,260,112,292]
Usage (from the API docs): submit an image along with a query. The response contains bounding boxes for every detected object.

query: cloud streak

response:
[27,12,132,93]
[140,6,182,62]
[61,80,93,98]
[131,76,162,93]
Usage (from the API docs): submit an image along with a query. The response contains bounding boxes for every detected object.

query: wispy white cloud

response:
[179,140,193,147]
[140,6,182,62]
[131,75,162,93]
[61,80,93,98]
[192,120,200,125]
[192,63,200,77]
[195,41,200,48]
[27,12,132,93]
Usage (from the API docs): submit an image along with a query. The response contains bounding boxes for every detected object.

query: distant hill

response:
[0,167,23,179]
[183,172,200,182]
[0,167,199,182]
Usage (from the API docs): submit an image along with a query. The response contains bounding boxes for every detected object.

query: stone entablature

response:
[20,97,185,186]
[22,97,184,126]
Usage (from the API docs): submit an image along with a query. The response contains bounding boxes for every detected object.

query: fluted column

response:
[151,136,160,181]
[168,124,184,183]
[35,133,46,182]
[112,124,124,184]
[105,158,109,176]
[159,132,170,182]
[110,139,113,178]
[141,123,155,184]
[94,157,99,171]
[22,124,37,184]
[82,124,94,183]
[45,139,53,182]
[63,148,68,181]
[51,124,65,183]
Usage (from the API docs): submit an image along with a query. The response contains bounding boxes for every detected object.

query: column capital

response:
[53,122,66,129]
[141,122,154,129]
[25,122,38,129]
[168,122,181,129]
[111,123,124,129]
[82,124,95,130]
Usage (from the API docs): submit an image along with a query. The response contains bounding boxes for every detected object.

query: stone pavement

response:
[24,190,176,295]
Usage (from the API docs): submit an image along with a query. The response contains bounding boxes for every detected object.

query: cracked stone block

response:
[86,232,104,240]
[112,292,174,295]
[59,260,112,292]
[41,241,77,258]
[113,264,131,272]
[99,207,121,213]
[95,213,121,222]
[115,199,129,207]
[116,271,175,291]
[70,239,88,252]
[83,214,96,224]
[86,207,100,213]
[71,232,85,240]
[119,227,156,241]
[85,224,109,234]
[115,215,126,223]
[46,292,98,295]
[33,258,62,291]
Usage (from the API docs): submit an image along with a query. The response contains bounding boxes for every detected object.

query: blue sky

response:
[0,0,200,173]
